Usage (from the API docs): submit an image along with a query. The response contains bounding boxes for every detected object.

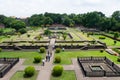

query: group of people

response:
[42,44,55,66]
[42,50,52,66]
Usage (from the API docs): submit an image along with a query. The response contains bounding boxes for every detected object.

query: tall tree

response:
[43,17,53,25]
[112,11,120,22]
[11,20,26,31]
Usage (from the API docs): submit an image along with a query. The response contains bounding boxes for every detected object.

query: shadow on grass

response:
[23,74,33,78]
[33,61,41,64]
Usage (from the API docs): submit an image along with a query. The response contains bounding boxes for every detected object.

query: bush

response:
[117,58,120,62]
[100,49,104,53]
[114,32,119,39]
[54,56,61,63]
[88,32,94,35]
[0,48,2,52]
[114,40,117,44]
[34,56,42,63]
[18,28,27,34]
[40,47,46,53]
[52,65,63,76]
[44,29,51,35]
[55,48,61,53]
[24,66,35,77]
[99,36,106,39]
[27,34,30,37]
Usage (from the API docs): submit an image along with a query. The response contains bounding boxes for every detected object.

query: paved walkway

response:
[36,38,55,80]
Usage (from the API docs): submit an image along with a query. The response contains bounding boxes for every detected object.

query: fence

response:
[0,58,19,78]
[77,56,120,77]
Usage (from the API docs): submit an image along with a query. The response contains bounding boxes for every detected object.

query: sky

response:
[0,0,120,17]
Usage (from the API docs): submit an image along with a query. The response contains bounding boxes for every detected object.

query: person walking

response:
[50,51,52,57]
[46,54,48,62]
[42,59,45,66]
[48,54,50,62]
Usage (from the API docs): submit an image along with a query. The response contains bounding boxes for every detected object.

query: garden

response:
[54,50,119,65]
[0,51,45,65]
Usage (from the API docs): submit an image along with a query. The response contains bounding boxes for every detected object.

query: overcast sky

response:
[0,0,120,17]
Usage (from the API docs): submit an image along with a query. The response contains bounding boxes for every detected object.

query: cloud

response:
[0,0,119,17]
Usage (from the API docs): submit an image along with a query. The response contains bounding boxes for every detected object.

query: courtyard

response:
[0,27,120,80]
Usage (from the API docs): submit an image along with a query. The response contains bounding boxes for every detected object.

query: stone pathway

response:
[36,38,55,80]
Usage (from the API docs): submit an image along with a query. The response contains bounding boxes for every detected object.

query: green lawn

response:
[92,35,120,46]
[51,70,76,80]
[10,71,38,80]
[54,50,119,65]
[68,28,93,41]
[105,33,120,39]
[0,51,45,65]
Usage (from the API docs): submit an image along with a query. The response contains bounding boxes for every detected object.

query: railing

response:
[77,56,120,77]
[0,58,19,78]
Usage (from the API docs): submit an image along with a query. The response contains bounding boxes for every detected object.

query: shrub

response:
[54,56,61,63]
[18,28,27,34]
[52,65,63,76]
[114,40,117,45]
[34,56,42,63]
[88,32,94,35]
[91,40,96,44]
[100,49,104,53]
[27,34,30,37]
[40,47,46,53]
[109,31,114,34]
[99,36,106,39]
[114,32,119,39]
[44,29,51,35]
[0,48,2,52]
[24,66,35,77]
[117,58,120,62]
[55,48,61,53]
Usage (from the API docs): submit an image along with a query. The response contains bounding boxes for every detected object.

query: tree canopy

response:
[0,11,120,31]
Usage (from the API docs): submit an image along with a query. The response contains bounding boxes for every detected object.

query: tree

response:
[112,11,120,22]
[62,32,67,40]
[62,17,75,27]
[4,17,16,28]
[0,15,6,24]
[99,18,112,31]
[43,17,53,26]
[28,14,45,26]
[44,29,51,35]
[82,11,104,28]
[11,20,26,31]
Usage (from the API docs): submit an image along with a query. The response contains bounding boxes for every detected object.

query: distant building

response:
[0,24,5,28]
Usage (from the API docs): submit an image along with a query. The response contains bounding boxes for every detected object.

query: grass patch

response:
[92,35,120,46]
[55,50,119,65]
[10,71,38,80]
[0,51,45,65]
[51,70,76,80]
